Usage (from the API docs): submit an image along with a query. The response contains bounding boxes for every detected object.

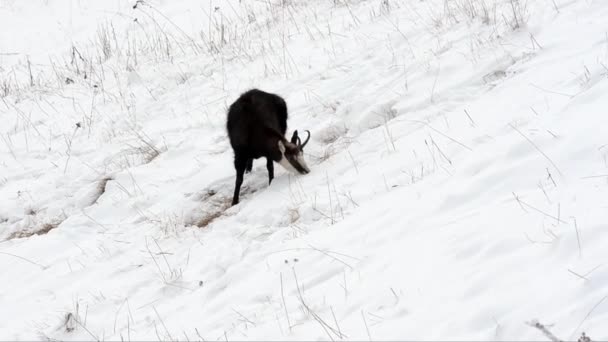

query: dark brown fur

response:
[226,89,309,205]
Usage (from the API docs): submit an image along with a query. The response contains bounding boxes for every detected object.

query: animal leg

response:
[232,155,247,206]
[266,157,274,185]
[245,158,253,173]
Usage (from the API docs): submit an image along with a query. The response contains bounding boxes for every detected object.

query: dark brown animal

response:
[226,89,311,206]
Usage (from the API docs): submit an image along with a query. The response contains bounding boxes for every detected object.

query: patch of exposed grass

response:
[91,176,113,205]
[195,210,225,228]
[8,220,63,239]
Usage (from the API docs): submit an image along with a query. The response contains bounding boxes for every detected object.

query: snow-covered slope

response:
[1,0,607,340]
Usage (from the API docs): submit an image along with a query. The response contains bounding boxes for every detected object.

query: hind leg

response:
[245,158,253,173]
[266,157,274,185]
[232,154,248,206]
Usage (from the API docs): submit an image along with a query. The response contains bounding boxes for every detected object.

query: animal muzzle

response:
[293,162,310,174]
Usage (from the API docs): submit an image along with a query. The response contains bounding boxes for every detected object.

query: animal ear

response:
[278,140,286,153]
[290,130,298,144]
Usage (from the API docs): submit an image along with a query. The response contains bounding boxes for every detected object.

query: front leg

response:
[266,157,274,185]
[245,158,253,173]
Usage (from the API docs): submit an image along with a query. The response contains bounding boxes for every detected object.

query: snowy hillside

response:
[1,0,607,340]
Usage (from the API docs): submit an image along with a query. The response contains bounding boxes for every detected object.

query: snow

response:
[1,0,608,340]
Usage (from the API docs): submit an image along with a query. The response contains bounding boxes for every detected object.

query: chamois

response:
[226,89,311,206]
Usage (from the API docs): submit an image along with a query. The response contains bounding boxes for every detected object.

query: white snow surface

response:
[1,0,608,340]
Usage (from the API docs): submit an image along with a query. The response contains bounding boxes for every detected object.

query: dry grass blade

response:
[153,306,174,341]
[362,310,372,341]
[280,273,292,332]
[0,251,48,269]
[526,320,562,342]
[405,119,473,151]
[307,244,354,270]
[509,123,563,177]
[512,192,567,224]
[570,295,608,340]
[291,269,345,340]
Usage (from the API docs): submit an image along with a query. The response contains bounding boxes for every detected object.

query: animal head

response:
[278,130,311,174]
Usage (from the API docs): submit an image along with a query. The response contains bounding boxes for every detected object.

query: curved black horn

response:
[299,130,311,149]
[291,130,299,144]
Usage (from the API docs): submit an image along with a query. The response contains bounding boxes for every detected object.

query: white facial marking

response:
[277,141,310,174]
[278,156,298,173]
[296,153,310,173]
